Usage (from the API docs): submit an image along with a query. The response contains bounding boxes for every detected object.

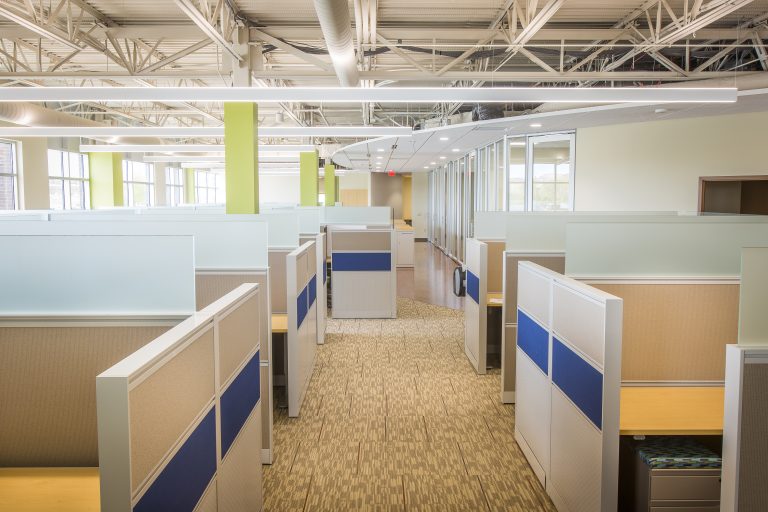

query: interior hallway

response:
[396,242,464,310]
[263,244,555,511]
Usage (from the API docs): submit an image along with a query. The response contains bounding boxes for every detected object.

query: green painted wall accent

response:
[183,168,196,204]
[324,163,336,206]
[89,152,123,208]
[300,151,319,206]
[224,102,259,214]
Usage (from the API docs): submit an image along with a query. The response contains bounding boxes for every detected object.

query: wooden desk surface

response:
[620,386,724,436]
[272,313,288,334]
[0,468,100,512]
[395,224,414,232]
[487,292,503,308]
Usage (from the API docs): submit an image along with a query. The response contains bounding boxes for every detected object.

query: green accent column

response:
[183,168,196,204]
[300,151,319,206]
[224,102,259,214]
[324,163,336,206]
[89,152,123,209]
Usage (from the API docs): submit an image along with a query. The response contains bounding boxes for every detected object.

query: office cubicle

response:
[98,284,262,512]
[286,240,319,417]
[515,262,623,512]
[329,226,397,319]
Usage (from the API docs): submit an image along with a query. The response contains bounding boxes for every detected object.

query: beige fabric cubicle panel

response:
[331,230,392,251]
[484,241,505,293]
[218,293,260,384]
[738,363,768,510]
[269,250,291,313]
[0,324,169,467]
[502,254,565,395]
[128,327,215,491]
[594,283,739,381]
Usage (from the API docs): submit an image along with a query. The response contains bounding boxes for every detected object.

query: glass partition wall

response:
[428,131,574,263]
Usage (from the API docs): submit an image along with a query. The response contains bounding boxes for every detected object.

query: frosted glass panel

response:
[474,211,508,240]
[0,220,269,268]
[322,206,392,226]
[0,235,195,315]
[566,222,768,277]
[297,207,321,234]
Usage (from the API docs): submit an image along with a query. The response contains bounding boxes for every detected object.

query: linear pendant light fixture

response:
[79,144,314,153]
[0,126,410,138]
[0,86,737,103]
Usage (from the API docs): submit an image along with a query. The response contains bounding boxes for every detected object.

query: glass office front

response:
[428,131,575,263]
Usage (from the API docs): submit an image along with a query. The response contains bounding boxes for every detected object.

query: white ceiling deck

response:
[332,87,768,173]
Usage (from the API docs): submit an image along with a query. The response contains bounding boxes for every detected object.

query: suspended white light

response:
[0,126,410,138]
[79,144,314,153]
[0,86,738,103]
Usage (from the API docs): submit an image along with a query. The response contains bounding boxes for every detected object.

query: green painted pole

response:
[224,102,259,213]
[89,152,123,208]
[183,168,196,204]
[300,151,319,206]
[324,163,336,206]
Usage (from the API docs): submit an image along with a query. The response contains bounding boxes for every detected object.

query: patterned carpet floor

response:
[263,297,556,512]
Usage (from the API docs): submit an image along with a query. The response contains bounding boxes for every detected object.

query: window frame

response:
[0,139,20,210]
[47,149,91,210]
[123,160,155,207]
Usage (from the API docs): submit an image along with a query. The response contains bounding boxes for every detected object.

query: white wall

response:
[575,111,768,212]
[339,172,370,190]
[18,138,50,210]
[260,174,300,205]
[412,172,428,238]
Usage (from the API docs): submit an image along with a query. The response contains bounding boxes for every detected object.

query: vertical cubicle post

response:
[464,238,488,374]
[286,241,319,417]
[515,262,622,512]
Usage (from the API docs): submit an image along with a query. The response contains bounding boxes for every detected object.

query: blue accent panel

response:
[332,252,391,271]
[552,338,603,430]
[517,309,549,375]
[296,286,307,328]
[220,350,261,458]
[308,275,316,308]
[466,271,479,304]
[133,408,216,512]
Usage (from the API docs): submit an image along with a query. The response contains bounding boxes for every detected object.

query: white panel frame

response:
[322,206,393,226]
[464,238,488,374]
[286,241,319,417]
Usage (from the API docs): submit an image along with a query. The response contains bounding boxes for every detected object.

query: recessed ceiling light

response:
[451,148,460,152]
[439,156,446,160]
[530,123,542,128]
[439,137,449,141]
[430,162,436,165]
[423,166,429,169]
[376,156,383,159]
[377,148,384,152]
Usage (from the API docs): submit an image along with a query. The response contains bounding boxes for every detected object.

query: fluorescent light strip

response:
[1,126,410,138]
[144,155,299,163]
[80,144,314,153]
[0,86,737,103]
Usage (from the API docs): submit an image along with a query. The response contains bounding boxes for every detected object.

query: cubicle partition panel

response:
[301,233,328,344]
[268,249,292,314]
[97,284,262,512]
[0,234,196,468]
[721,344,768,512]
[196,270,274,464]
[330,228,397,319]
[500,252,565,403]
[464,238,488,374]
[286,241,319,417]
[515,262,622,512]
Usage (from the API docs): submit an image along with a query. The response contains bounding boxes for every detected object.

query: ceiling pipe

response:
[0,102,162,145]
[312,0,360,87]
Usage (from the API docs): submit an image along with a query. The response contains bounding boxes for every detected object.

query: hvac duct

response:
[0,102,162,145]
[313,0,360,87]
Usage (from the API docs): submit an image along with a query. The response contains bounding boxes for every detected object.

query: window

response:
[123,160,155,207]
[48,150,90,210]
[0,140,18,210]
[507,138,526,211]
[194,170,224,204]
[530,135,573,211]
[165,167,184,206]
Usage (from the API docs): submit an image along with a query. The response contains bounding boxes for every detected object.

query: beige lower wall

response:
[575,111,768,212]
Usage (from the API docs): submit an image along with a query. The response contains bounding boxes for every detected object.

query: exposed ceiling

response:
[332,87,768,172]
[0,0,766,147]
